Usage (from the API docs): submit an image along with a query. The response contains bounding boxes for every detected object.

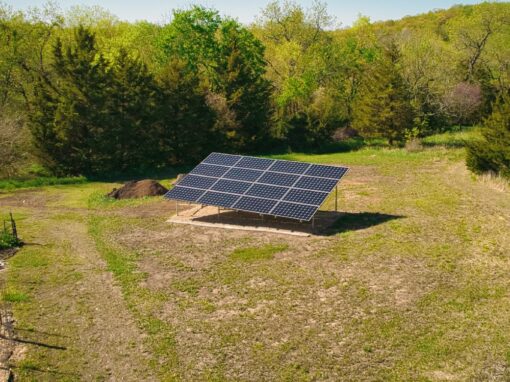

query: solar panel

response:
[258,171,299,187]
[294,176,338,192]
[178,175,217,189]
[165,152,349,221]
[211,179,251,194]
[246,183,288,200]
[233,196,277,214]
[223,167,263,182]
[270,160,309,174]
[271,202,317,221]
[191,163,229,177]
[305,164,348,179]
[236,156,274,170]
[164,186,205,203]
[203,152,242,166]
[198,191,239,208]
[283,189,326,206]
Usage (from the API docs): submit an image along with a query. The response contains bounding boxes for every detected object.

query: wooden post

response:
[10,212,17,240]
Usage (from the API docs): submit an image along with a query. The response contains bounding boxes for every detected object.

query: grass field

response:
[1,133,509,381]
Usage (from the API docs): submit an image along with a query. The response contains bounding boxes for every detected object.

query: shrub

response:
[466,94,510,178]
[0,231,21,250]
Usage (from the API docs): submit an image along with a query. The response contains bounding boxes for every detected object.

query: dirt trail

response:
[46,219,154,381]
[0,190,155,381]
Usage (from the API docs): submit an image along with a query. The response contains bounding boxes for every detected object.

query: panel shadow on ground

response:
[169,205,403,236]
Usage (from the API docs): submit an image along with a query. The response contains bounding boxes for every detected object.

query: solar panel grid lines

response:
[283,188,327,206]
[272,202,318,221]
[224,167,263,182]
[178,174,217,189]
[267,162,312,216]
[236,156,275,170]
[211,179,252,194]
[269,160,309,174]
[246,183,288,200]
[164,152,349,221]
[197,191,240,208]
[233,196,278,214]
[190,163,230,177]
[258,171,299,187]
[164,186,206,202]
[202,152,242,166]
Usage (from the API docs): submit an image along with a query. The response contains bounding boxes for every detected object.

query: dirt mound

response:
[108,180,168,199]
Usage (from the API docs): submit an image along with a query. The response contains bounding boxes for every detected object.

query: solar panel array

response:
[164,153,349,221]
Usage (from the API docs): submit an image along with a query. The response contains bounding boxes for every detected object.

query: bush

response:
[0,231,21,250]
[466,94,510,178]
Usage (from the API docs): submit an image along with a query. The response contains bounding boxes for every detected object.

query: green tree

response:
[158,6,273,152]
[213,21,273,152]
[29,26,160,175]
[156,59,216,164]
[467,93,510,178]
[352,42,414,145]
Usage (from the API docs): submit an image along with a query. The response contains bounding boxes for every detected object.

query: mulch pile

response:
[108,180,168,199]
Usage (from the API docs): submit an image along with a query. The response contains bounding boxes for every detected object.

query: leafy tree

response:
[352,42,414,145]
[213,21,273,152]
[467,93,510,178]
[158,6,273,152]
[254,0,341,148]
[29,26,160,175]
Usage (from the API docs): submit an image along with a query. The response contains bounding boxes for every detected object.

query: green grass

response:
[422,126,481,147]
[2,289,29,302]
[0,176,88,191]
[87,190,165,209]
[230,243,288,261]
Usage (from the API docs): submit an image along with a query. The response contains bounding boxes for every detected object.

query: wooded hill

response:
[1,1,509,176]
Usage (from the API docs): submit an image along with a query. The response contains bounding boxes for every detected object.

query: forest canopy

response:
[1,1,509,176]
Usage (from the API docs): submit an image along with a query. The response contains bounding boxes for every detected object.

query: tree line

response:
[0,1,509,176]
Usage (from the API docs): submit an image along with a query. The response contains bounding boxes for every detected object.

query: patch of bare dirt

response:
[119,199,178,218]
[0,190,58,208]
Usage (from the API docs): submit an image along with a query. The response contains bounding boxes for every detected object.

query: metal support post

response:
[335,185,338,212]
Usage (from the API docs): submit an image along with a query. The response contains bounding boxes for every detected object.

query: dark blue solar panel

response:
[203,152,242,166]
[246,184,288,200]
[272,202,317,221]
[223,167,263,182]
[258,171,299,187]
[178,175,217,189]
[270,160,309,174]
[190,163,229,177]
[165,152,349,221]
[198,191,240,208]
[283,189,327,206]
[236,157,274,170]
[233,197,277,214]
[305,164,348,179]
[211,179,251,194]
[164,186,206,202]
[295,176,338,192]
